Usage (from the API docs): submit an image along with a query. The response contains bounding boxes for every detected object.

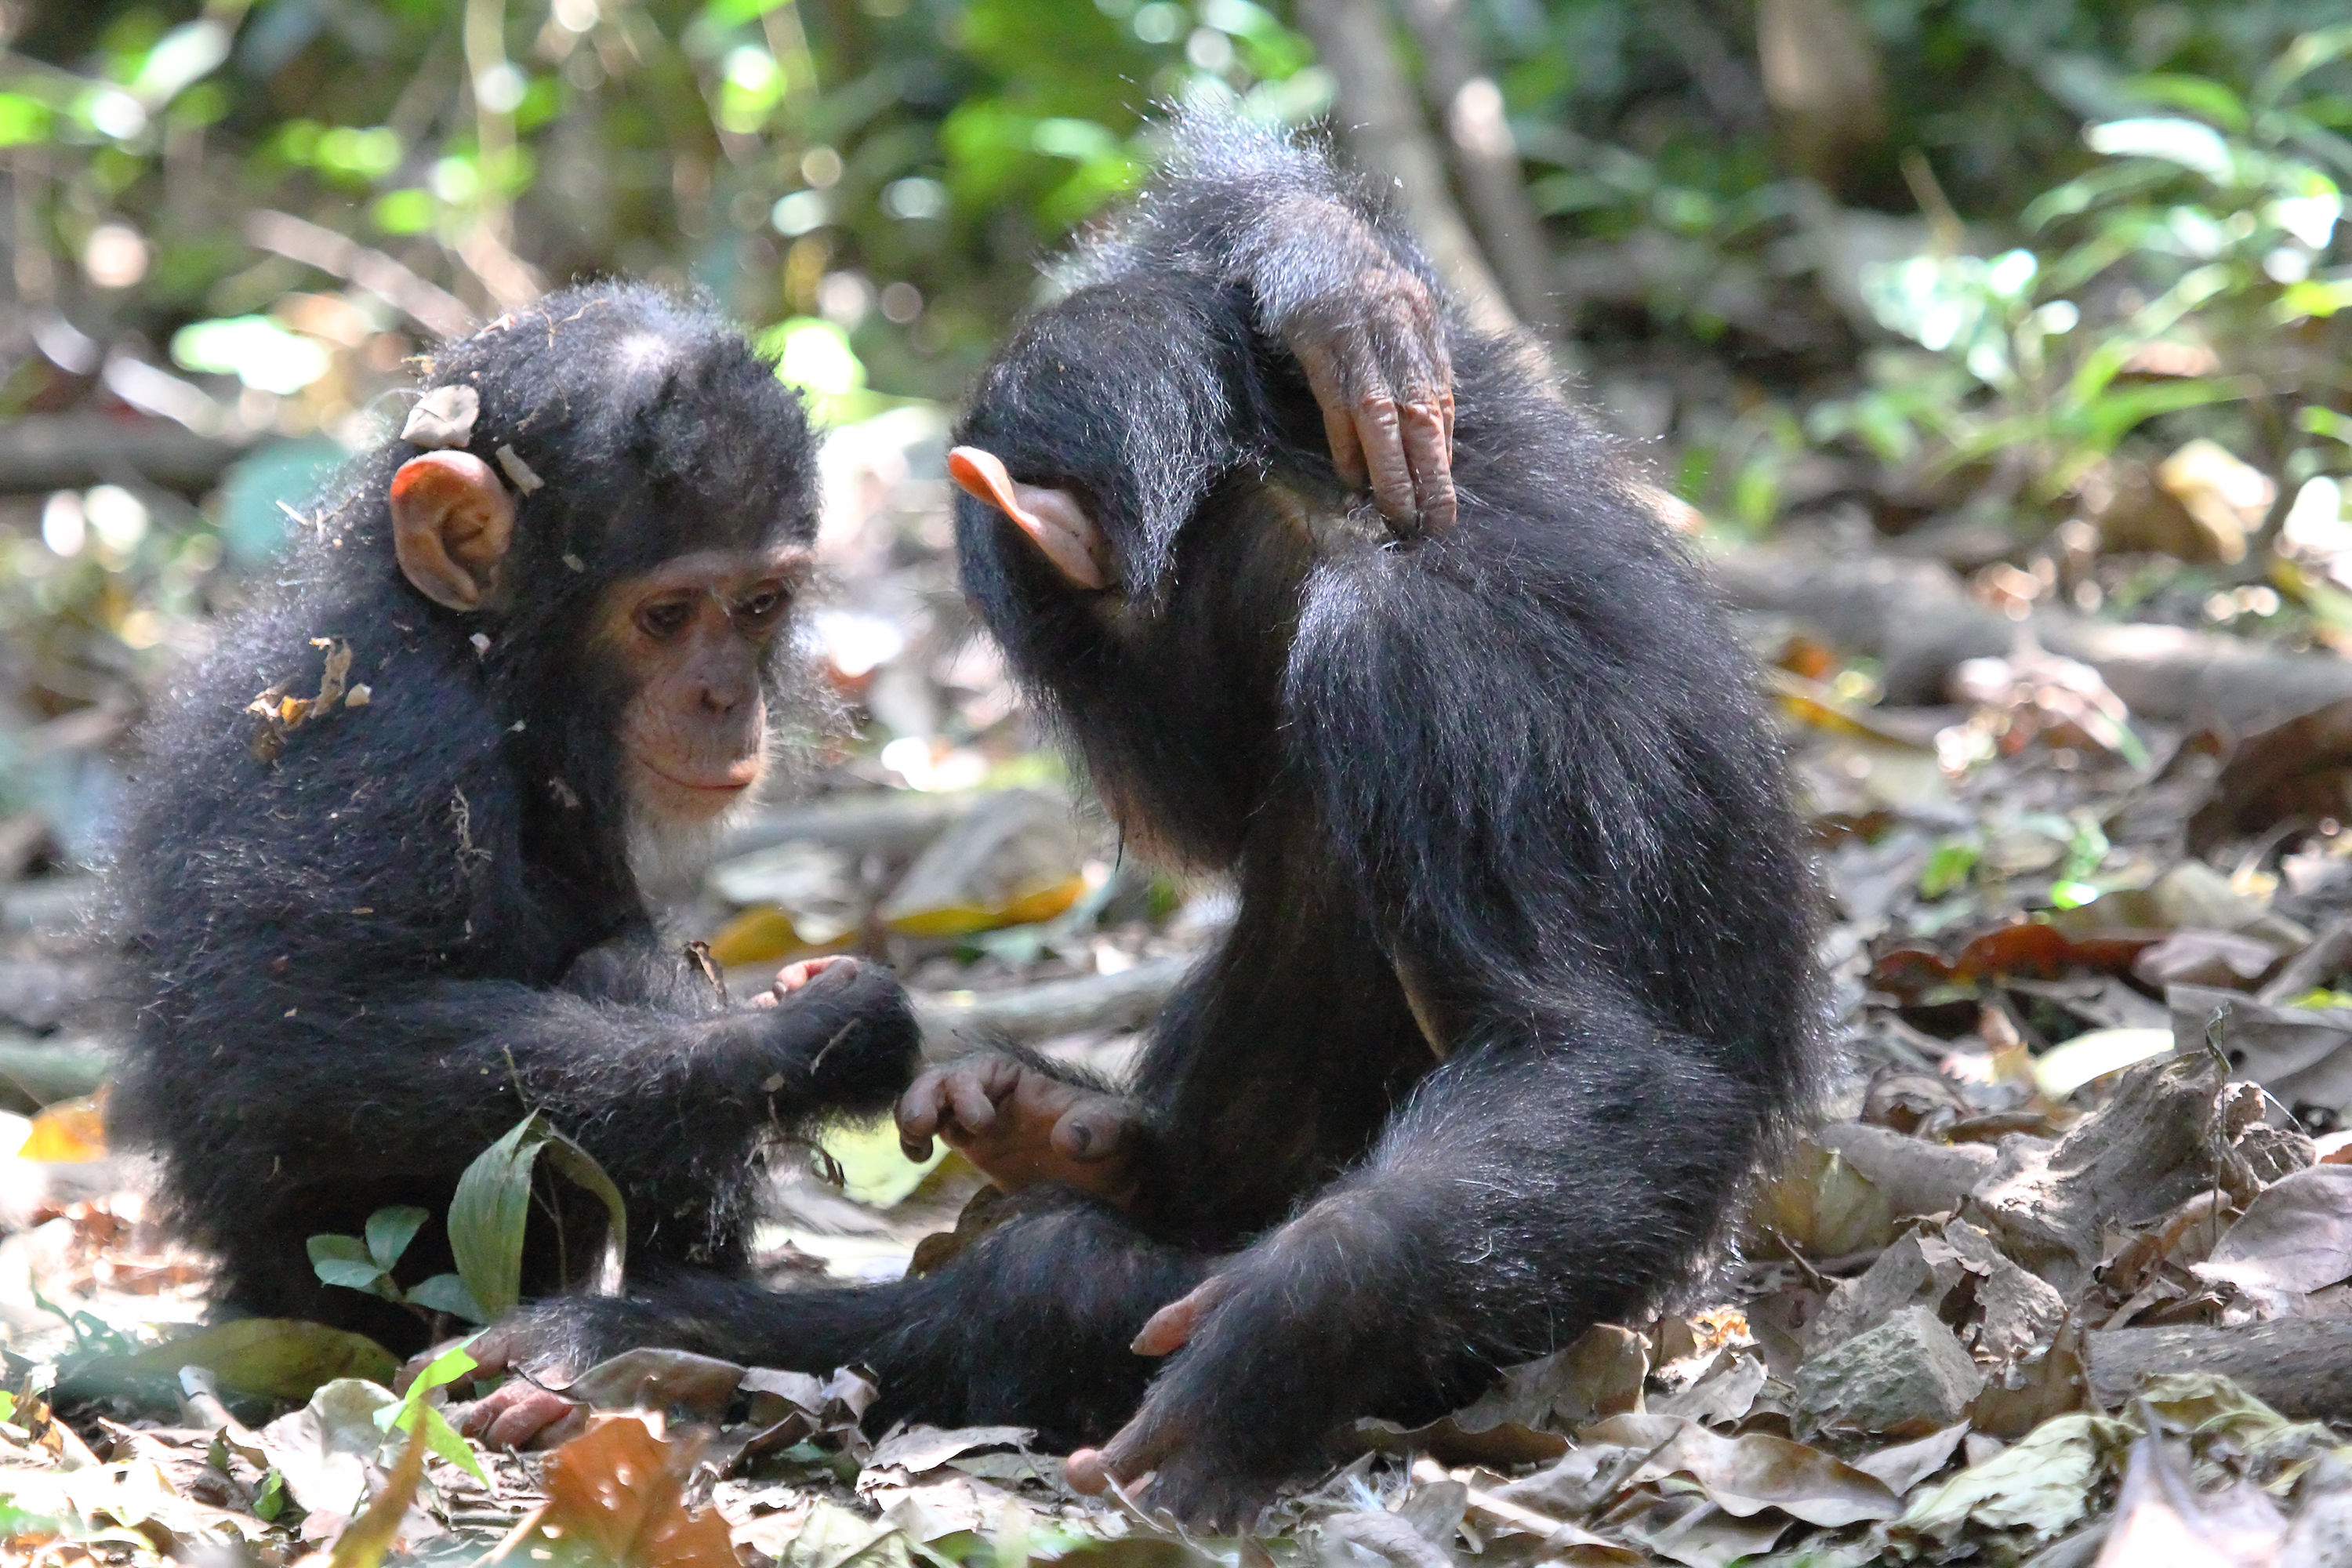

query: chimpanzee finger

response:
[1355,387,1418,525]
[1294,341,1367,491]
[1401,401,1457,533]
[1131,1273,1232,1356]
[459,1380,575,1446]
[484,1385,586,1450]
[1049,1098,1131,1163]
[895,1075,949,1159]
[1067,1408,1186,1497]
[942,1069,1001,1138]
[775,955,855,994]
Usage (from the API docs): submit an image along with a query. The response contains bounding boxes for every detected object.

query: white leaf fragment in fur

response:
[401,384,480,448]
[495,444,544,492]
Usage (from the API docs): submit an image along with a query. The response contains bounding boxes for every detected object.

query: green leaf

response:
[448,1120,538,1323]
[448,1113,628,1321]
[309,1233,390,1294]
[312,1258,393,1292]
[415,1405,487,1486]
[2255,25,2352,114]
[1918,838,1981,900]
[365,1206,430,1272]
[376,1342,488,1486]
[307,1232,371,1265]
[0,93,52,148]
[252,1469,286,1523]
[2118,72,2249,132]
[405,1272,490,1324]
[70,1319,397,1403]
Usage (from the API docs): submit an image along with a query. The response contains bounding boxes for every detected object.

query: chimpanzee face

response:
[590,544,811,825]
[387,445,812,830]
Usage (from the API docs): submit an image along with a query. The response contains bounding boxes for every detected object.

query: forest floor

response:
[0,408,2350,1564]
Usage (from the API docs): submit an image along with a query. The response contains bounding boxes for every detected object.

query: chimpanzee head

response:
[373,285,821,842]
[946,276,1360,864]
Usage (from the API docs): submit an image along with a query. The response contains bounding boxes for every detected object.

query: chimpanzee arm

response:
[203,960,917,1261]
[559,933,724,1007]
[1083,111,1457,528]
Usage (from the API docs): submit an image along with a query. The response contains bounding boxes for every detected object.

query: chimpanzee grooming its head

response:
[112,286,920,1353]
[937,119,1823,1514]
[462,115,1821,1526]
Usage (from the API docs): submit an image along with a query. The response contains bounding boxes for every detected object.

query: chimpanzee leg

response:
[1080,993,1773,1525]
[482,1189,1210,1450]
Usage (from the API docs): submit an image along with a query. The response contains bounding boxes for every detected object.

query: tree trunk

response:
[1292,0,1518,335]
[1390,0,1558,335]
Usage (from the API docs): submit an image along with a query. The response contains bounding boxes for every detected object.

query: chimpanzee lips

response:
[636,753,762,793]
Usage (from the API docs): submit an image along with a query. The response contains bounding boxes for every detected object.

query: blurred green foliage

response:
[0,0,2347,728]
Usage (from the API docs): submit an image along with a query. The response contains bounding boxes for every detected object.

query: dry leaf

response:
[1583,1414,1902,1526]
[559,1348,746,1426]
[1851,1421,1970,1497]
[500,1415,735,1568]
[326,1422,428,1568]
[1896,1412,2132,1545]
[2193,1165,2352,1311]
[21,1095,107,1162]
[2094,1428,2285,1567]
[864,1424,1033,1474]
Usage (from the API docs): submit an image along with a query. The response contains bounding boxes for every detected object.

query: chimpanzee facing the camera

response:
[467,116,1820,1523]
[111,286,926,1354]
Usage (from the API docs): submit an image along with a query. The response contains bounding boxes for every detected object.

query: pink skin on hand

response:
[747,953,856,1008]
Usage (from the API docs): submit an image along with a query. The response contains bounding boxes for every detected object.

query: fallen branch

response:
[243,209,474,339]
[1710,546,2352,729]
[915,956,1189,1055]
[2085,1320,2352,1421]
[0,414,246,494]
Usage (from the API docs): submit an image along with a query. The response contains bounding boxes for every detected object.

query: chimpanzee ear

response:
[947,446,1111,591]
[389,452,516,612]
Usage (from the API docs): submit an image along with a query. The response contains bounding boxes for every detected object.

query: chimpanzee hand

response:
[444,1291,695,1450]
[897,1052,1141,1207]
[742,954,922,1116]
[1276,225,1457,535]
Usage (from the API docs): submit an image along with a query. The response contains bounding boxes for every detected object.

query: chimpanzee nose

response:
[698,656,755,716]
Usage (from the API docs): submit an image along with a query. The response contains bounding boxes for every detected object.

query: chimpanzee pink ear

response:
[389,452,515,612]
[948,446,1111,591]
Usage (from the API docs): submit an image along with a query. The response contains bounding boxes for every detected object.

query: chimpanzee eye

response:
[735,586,786,625]
[637,599,693,640]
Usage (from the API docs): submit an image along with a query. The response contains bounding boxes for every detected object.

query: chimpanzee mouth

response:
[634,753,762,793]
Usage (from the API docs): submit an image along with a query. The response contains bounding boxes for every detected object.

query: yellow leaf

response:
[885,874,1084,938]
[707,905,808,967]
[23,1094,107,1162]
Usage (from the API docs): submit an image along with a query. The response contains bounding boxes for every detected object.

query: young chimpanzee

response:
[469,116,1820,1523]
[111,286,925,1353]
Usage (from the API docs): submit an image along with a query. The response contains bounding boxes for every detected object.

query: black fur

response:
[495,119,1822,1520]
[111,285,921,1353]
